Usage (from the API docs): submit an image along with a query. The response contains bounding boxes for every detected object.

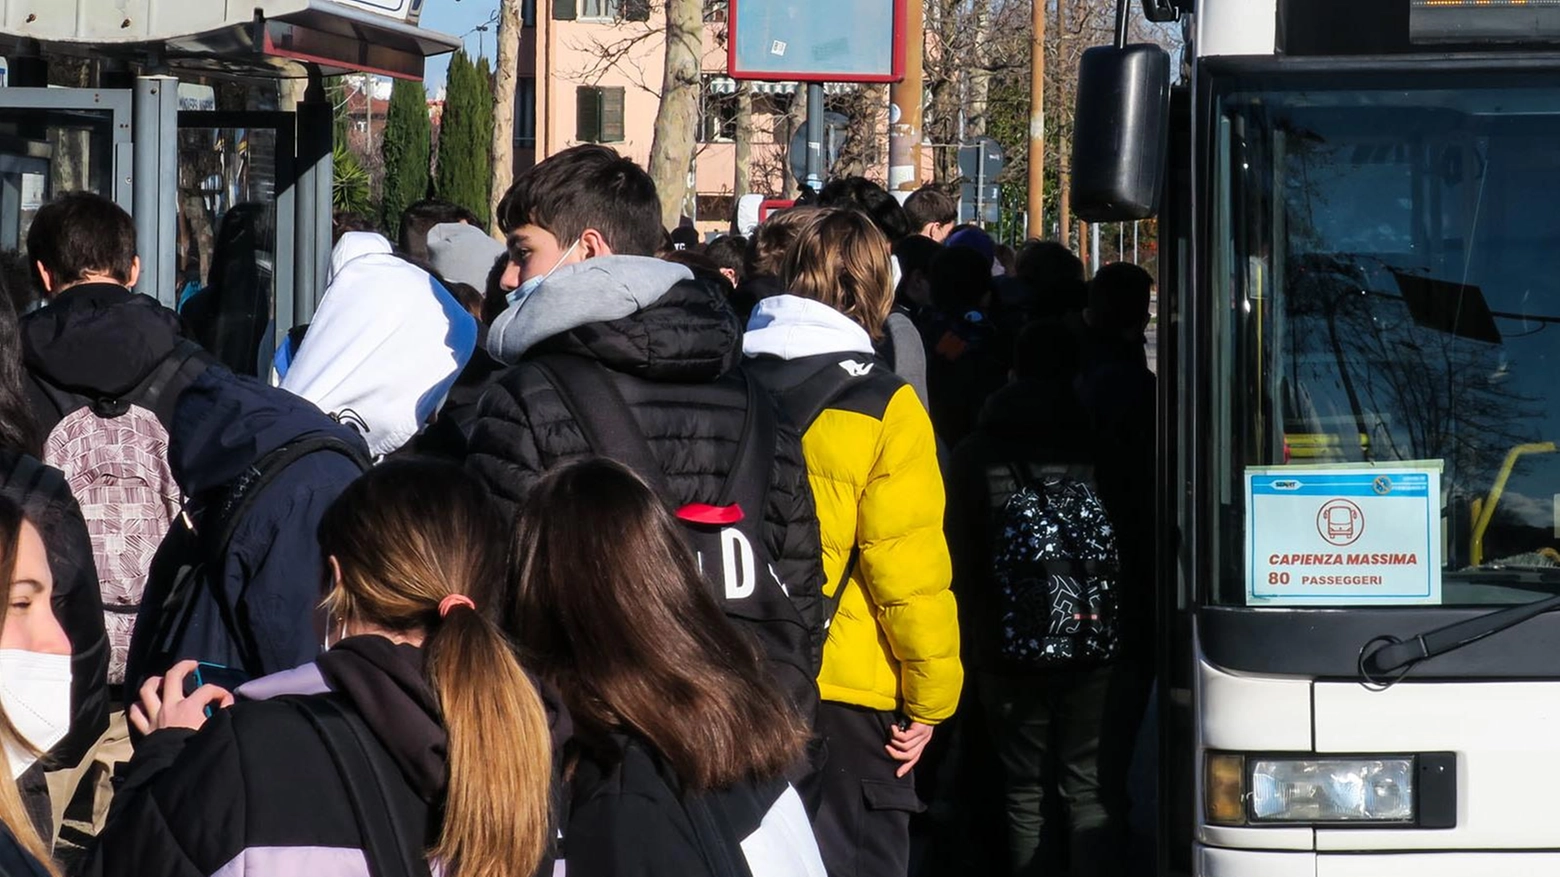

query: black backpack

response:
[130,435,371,684]
[532,355,816,714]
[991,461,1121,669]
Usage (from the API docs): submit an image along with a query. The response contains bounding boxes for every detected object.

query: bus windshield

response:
[1212,70,1560,607]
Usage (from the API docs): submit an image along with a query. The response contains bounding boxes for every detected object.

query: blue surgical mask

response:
[506,239,581,308]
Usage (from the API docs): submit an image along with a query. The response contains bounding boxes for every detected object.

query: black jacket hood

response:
[20,283,184,397]
[533,276,744,383]
[318,636,573,804]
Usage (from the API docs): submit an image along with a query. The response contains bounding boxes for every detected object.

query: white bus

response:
[1076,2,1560,875]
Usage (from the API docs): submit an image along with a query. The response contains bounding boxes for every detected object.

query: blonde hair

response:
[779,207,895,338]
[0,499,59,877]
[319,461,552,877]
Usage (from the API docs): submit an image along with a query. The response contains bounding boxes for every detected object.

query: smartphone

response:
[181,662,250,717]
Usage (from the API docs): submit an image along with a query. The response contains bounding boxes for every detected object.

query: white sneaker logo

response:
[839,360,874,377]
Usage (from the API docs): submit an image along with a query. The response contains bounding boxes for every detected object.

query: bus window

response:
[1212,72,1560,606]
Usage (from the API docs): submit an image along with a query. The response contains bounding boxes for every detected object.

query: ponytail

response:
[424,604,552,877]
[317,460,554,877]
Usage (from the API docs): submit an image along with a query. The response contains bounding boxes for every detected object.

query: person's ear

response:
[580,228,613,259]
[327,555,344,592]
[33,261,54,295]
[125,256,141,290]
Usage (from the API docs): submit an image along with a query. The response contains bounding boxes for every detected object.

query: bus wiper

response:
[1359,582,1560,688]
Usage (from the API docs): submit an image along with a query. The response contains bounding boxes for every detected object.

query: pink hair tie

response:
[438,594,476,618]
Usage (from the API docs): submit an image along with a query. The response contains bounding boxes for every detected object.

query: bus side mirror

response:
[1071,43,1171,223]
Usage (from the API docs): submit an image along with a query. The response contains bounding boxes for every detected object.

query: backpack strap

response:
[775,357,875,627]
[713,370,777,526]
[531,355,672,496]
[199,435,372,674]
[292,695,432,877]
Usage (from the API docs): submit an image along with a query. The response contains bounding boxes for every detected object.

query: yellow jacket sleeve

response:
[855,386,964,724]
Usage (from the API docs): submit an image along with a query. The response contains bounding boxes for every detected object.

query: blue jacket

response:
[127,366,368,682]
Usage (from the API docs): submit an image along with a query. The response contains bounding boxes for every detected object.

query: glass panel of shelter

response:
[175,112,296,378]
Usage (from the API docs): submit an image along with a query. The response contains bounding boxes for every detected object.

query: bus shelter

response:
[0,0,458,375]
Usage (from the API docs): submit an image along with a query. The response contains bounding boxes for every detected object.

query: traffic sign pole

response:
[805,81,825,190]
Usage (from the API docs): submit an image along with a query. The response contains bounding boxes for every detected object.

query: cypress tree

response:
[380,78,432,238]
[435,51,494,229]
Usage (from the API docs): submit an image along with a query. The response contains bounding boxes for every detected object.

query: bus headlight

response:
[1249,757,1414,823]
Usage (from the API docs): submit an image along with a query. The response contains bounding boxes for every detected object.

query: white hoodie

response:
[281,233,479,457]
[742,294,876,361]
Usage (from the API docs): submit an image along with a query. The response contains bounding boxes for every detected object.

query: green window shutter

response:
[623,0,650,22]
[553,0,577,21]
[601,87,626,142]
[576,86,602,142]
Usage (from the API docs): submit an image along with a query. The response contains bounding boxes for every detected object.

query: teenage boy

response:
[467,145,826,719]
[903,185,959,243]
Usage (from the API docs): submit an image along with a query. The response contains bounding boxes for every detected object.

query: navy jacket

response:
[127,366,368,684]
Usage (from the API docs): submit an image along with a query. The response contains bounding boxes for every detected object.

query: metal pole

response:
[1091,220,1101,274]
[888,0,925,192]
[1025,0,1045,238]
[976,145,985,227]
[805,82,825,191]
[133,75,178,308]
[1133,219,1139,263]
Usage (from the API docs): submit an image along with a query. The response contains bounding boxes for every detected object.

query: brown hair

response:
[510,459,806,792]
[0,498,60,877]
[779,208,895,339]
[318,461,551,877]
[745,207,819,280]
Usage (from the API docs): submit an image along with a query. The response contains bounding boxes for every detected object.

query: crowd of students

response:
[0,143,1156,877]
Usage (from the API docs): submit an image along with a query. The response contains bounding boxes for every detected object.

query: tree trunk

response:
[491,0,524,233]
[649,0,703,229]
[734,83,753,201]
[966,0,991,138]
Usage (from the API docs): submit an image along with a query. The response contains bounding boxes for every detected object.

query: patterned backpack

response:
[991,462,1121,669]
[35,340,209,685]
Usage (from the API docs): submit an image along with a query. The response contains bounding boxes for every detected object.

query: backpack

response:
[532,355,816,712]
[33,340,211,685]
[131,435,371,682]
[991,462,1121,670]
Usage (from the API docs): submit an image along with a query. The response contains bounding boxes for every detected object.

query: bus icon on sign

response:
[1317,499,1364,547]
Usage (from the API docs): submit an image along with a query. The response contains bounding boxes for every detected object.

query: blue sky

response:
[421,0,502,92]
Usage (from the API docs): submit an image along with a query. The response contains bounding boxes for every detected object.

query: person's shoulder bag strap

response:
[531,354,673,496]
[292,694,432,877]
[203,435,372,674]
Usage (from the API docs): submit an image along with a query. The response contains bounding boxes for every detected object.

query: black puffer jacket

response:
[95,636,570,877]
[467,257,825,705]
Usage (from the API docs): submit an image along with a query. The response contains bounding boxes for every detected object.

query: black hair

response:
[25,192,137,291]
[1016,239,1088,317]
[399,199,482,262]
[817,177,910,242]
[703,235,746,282]
[495,145,664,257]
[1088,262,1154,333]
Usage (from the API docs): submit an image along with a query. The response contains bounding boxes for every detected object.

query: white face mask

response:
[506,239,581,308]
[0,650,72,778]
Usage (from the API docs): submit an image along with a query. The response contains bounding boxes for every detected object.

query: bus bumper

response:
[1198,845,1560,876]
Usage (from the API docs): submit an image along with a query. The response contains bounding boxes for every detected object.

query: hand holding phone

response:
[128,660,241,736]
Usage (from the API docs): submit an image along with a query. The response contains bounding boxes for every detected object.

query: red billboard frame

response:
[726,0,907,83]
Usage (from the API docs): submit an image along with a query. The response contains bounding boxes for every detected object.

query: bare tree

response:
[491,0,524,231]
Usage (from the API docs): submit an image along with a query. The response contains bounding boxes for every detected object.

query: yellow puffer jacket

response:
[744,296,963,725]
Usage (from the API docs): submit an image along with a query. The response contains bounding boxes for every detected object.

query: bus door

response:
[175,111,297,378]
